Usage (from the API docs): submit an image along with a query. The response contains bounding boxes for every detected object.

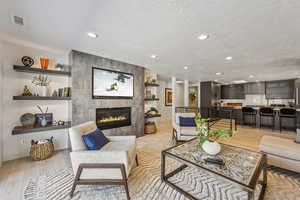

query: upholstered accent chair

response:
[68,121,138,200]
[172,112,199,144]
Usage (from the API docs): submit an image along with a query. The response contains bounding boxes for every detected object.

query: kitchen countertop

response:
[219,106,300,112]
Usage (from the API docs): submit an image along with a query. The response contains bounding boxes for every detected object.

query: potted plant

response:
[146,107,159,116]
[32,75,51,96]
[195,116,233,155]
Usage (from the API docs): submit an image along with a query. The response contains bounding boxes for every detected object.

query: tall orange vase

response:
[40,58,49,69]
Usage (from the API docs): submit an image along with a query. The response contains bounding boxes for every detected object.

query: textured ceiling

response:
[1,0,300,82]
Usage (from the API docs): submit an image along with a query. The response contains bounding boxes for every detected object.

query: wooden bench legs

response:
[70,163,130,200]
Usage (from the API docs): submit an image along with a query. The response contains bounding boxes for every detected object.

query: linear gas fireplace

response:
[96,107,131,130]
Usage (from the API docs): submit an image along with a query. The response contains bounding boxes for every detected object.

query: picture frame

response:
[165,88,172,106]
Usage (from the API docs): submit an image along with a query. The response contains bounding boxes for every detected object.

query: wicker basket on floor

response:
[145,122,157,134]
[30,137,54,161]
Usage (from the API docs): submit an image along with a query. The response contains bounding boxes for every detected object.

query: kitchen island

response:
[215,106,300,131]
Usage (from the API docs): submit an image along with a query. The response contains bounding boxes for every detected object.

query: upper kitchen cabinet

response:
[295,79,300,108]
[221,84,245,99]
[244,82,265,94]
[265,79,295,99]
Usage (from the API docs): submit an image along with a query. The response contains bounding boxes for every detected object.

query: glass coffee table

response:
[161,139,267,200]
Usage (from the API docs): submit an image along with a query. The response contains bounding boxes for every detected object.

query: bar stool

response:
[279,108,297,132]
[242,107,257,127]
[259,107,275,130]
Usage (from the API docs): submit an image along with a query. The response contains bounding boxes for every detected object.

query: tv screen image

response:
[92,67,134,99]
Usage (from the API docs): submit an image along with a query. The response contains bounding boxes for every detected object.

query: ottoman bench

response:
[259,135,300,173]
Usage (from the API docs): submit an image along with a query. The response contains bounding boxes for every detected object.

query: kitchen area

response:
[200,79,300,131]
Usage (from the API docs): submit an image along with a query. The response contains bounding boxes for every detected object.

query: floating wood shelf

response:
[145,83,160,87]
[13,96,71,100]
[144,98,159,101]
[13,65,71,76]
[12,121,71,135]
[145,114,161,119]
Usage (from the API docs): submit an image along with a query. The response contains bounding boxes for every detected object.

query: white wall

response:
[0,41,4,165]
[1,41,70,161]
[157,80,172,122]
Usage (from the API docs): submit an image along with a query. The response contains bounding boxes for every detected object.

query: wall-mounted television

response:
[92,67,134,99]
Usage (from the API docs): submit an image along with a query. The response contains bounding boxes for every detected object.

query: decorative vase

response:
[40,58,49,69]
[40,117,47,127]
[202,140,221,155]
[39,86,48,96]
[20,113,35,127]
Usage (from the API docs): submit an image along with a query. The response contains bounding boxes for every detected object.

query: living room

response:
[1,1,300,200]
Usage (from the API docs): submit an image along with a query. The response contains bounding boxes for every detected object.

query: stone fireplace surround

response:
[70,50,145,137]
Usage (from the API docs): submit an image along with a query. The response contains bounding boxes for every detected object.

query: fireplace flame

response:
[99,116,127,123]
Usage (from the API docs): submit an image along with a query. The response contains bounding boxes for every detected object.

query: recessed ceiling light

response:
[232,80,247,84]
[249,75,254,78]
[150,54,157,59]
[216,72,223,75]
[197,34,209,40]
[87,32,98,38]
[184,66,188,70]
[225,56,232,60]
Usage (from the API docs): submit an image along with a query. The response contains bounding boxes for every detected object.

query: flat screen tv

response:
[92,67,134,99]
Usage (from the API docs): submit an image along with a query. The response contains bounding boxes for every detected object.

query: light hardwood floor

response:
[0,122,296,199]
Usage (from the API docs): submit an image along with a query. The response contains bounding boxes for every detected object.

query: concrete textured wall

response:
[70,50,145,137]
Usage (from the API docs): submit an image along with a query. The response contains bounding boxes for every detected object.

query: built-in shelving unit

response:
[144,98,159,101]
[13,96,71,100]
[12,121,72,135]
[145,83,160,87]
[145,114,162,119]
[12,64,71,135]
[13,65,71,76]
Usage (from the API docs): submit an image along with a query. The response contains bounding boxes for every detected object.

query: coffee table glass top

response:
[165,139,263,186]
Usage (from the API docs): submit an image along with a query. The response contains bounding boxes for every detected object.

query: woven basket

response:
[145,123,157,134]
[30,137,54,161]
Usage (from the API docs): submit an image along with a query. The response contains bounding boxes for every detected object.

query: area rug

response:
[23,125,300,200]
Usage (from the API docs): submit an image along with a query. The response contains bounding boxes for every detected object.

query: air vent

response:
[13,15,24,26]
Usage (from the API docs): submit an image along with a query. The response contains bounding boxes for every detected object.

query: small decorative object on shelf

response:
[58,120,65,125]
[40,57,49,69]
[21,56,34,67]
[145,121,157,134]
[52,90,58,96]
[195,116,233,155]
[32,74,51,96]
[35,105,53,126]
[30,137,54,161]
[20,113,35,127]
[151,94,156,99]
[146,107,159,115]
[55,63,71,72]
[22,85,32,96]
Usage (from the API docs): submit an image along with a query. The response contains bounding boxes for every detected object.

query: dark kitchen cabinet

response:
[221,84,245,99]
[265,79,295,99]
[245,82,265,95]
[295,79,300,108]
[200,81,221,117]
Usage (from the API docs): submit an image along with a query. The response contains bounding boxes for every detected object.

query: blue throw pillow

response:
[179,117,196,127]
[82,128,109,150]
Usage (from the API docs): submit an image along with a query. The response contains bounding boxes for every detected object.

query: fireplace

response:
[96,107,131,130]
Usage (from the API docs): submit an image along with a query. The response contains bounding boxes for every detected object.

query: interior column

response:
[172,77,177,127]
[184,80,189,107]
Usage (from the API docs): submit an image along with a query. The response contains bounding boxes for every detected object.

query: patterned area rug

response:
[24,124,300,200]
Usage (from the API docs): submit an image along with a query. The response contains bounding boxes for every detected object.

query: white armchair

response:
[172,112,199,144]
[68,121,138,199]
